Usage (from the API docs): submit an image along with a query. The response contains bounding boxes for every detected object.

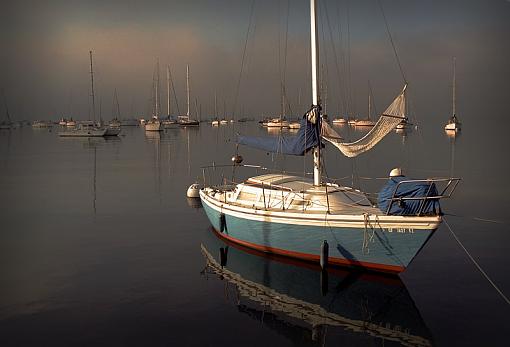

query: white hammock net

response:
[322,85,407,158]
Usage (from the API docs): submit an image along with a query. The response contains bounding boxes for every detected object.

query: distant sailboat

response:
[145,60,163,132]
[162,65,179,128]
[265,118,289,127]
[445,57,461,132]
[355,84,376,127]
[65,119,76,127]
[59,51,108,137]
[211,93,220,125]
[332,117,347,124]
[104,89,121,136]
[178,65,199,127]
[109,89,122,128]
[0,91,13,130]
[32,120,52,128]
[266,83,290,128]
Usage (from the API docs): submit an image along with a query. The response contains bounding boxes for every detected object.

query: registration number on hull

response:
[385,228,415,234]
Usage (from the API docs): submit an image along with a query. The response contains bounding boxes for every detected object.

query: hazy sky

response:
[1,0,509,124]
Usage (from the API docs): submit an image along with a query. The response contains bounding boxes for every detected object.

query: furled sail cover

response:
[378,176,441,216]
[323,85,407,158]
[238,117,319,156]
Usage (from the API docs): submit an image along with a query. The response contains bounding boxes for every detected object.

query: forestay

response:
[323,85,407,158]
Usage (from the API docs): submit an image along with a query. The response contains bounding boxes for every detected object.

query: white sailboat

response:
[198,0,460,274]
[178,65,199,127]
[145,60,163,132]
[332,117,348,124]
[162,65,179,129]
[103,89,121,136]
[445,57,461,132]
[108,89,122,128]
[59,51,108,137]
[355,85,376,127]
[32,120,53,128]
[211,92,221,126]
[266,84,290,128]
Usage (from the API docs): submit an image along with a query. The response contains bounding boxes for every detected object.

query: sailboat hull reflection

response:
[201,228,433,346]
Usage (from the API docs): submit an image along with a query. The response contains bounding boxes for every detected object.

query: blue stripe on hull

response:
[202,200,435,270]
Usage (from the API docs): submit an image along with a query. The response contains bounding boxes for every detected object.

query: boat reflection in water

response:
[201,229,433,346]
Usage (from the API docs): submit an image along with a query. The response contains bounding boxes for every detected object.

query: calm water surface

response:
[0,123,509,346]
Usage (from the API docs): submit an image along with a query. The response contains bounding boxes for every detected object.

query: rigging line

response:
[281,0,290,119]
[443,218,510,306]
[168,66,180,115]
[336,3,348,116]
[442,213,505,225]
[346,0,353,117]
[232,0,255,135]
[377,0,407,84]
[318,2,329,114]
[326,0,358,122]
[368,80,380,117]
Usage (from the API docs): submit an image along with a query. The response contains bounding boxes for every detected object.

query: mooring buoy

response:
[186,183,201,198]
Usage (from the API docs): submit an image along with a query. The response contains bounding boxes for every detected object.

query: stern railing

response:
[385,178,461,216]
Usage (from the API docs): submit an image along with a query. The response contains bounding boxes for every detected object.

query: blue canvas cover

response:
[378,176,441,215]
[238,117,319,156]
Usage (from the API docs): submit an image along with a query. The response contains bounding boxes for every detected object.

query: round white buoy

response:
[186,183,201,198]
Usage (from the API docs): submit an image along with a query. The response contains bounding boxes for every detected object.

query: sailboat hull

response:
[104,127,121,136]
[200,192,437,274]
[145,121,162,131]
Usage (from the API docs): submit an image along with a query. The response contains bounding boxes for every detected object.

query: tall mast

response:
[298,88,302,112]
[167,65,171,117]
[281,83,284,119]
[114,89,121,119]
[89,50,96,123]
[310,0,321,186]
[214,91,218,117]
[186,64,190,117]
[452,57,456,117]
[2,90,11,123]
[368,84,371,120]
[155,59,160,118]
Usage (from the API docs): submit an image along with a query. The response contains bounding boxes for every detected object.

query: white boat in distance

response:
[32,120,52,128]
[178,65,200,127]
[59,123,107,137]
[145,118,162,131]
[332,117,348,124]
[265,118,289,128]
[288,121,301,129]
[355,89,376,127]
[65,119,76,127]
[145,59,163,132]
[59,51,114,137]
[445,57,461,132]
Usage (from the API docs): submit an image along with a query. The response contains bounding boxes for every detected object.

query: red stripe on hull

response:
[212,228,405,274]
